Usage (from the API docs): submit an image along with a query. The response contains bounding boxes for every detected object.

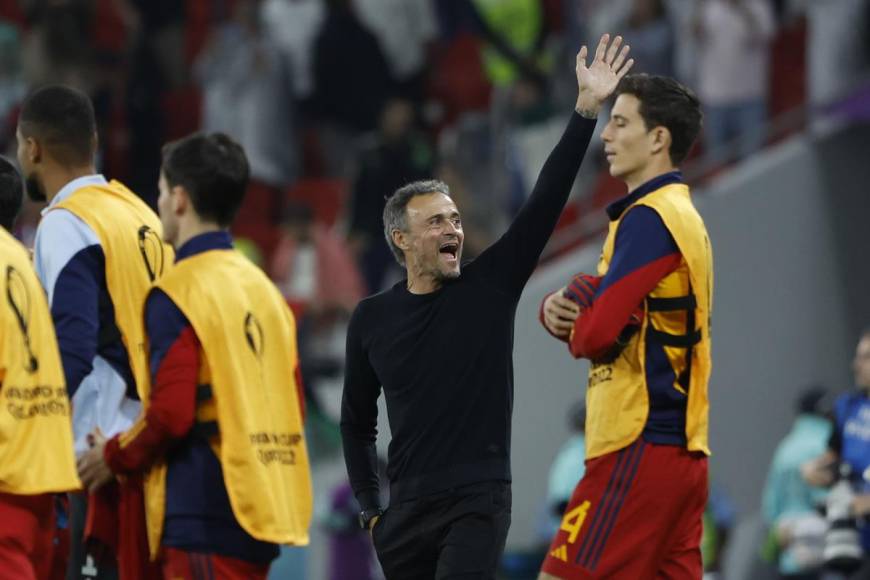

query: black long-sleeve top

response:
[340,113,597,511]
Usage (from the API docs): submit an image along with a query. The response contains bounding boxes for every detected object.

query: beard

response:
[434,265,461,283]
[24,173,47,202]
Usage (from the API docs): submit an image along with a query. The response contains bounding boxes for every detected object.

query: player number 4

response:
[560,500,591,544]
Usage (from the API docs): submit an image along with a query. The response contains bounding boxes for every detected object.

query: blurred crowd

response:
[1,2,869,576]
[2,0,869,284]
[758,330,870,580]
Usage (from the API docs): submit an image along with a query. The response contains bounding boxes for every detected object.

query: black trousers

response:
[372,480,511,580]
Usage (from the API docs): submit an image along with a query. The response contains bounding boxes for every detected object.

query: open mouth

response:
[439,242,459,263]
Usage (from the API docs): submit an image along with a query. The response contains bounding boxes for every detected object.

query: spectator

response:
[195,0,299,208]
[469,0,550,88]
[348,99,433,293]
[354,0,437,105]
[694,0,776,162]
[261,0,324,105]
[0,21,24,151]
[564,0,634,51]
[19,0,92,89]
[787,0,870,124]
[271,201,365,316]
[803,329,870,578]
[270,200,365,421]
[762,386,832,578]
[624,0,675,78]
[311,0,394,178]
[703,483,738,577]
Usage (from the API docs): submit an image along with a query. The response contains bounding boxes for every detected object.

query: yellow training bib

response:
[0,228,80,494]
[143,248,312,557]
[585,183,713,459]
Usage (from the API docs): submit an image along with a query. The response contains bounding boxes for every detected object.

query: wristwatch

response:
[358,507,384,530]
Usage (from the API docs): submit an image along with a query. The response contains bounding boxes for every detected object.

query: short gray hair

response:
[383,179,451,266]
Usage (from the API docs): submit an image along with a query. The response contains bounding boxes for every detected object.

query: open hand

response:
[575,34,634,118]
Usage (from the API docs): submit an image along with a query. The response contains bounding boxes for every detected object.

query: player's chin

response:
[607,161,623,178]
[437,264,461,281]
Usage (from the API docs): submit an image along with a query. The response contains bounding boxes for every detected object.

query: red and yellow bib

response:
[585,183,713,459]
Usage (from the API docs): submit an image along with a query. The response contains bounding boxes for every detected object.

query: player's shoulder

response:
[350,284,400,324]
[620,204,667,229]
[36,207,99,249]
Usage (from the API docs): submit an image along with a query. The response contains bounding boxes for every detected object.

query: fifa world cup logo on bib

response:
[244,312,265,360]
[138,225,166,282]
[5,265,39,373]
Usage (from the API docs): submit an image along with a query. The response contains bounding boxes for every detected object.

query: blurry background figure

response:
[347,99,433,294]
[469,0,550,89]
[354,0,437,106]
[694,0,775,163]
[195,0,298,221]
[312,0,393,178]
[545,402,587,540]
[271,201,365,320]
[761,386,832,579]
[19,0,92,89]
[271,200,365,456]
[623,0,675,78]
[261,0,324,108]
[703,483,739,579]
[0,20,24,152]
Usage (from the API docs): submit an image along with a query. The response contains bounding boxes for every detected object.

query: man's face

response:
[399,193,464,282]
[854,336,870,389]
[157,172,179,247]
[600,94,661,183]
[15,126,46,202]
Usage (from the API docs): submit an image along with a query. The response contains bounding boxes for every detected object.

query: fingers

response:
[593,34,609,63]
[544,308,574,334]
[544,302,580,337]
[611,44,630,73]
[605,35,623,66]
[576,45,587,70]
[616,58,635,80]
[551,294,580,316]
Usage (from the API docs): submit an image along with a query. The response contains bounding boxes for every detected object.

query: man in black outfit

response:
[341,34,634,579]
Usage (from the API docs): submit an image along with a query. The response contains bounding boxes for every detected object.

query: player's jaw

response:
[416,233,462,283]
[435,234,462,279]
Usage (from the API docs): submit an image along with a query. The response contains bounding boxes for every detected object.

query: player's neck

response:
[406,271,441,295]
[624,160,677,194]
[174,218,223,250]
[44,165,98,203]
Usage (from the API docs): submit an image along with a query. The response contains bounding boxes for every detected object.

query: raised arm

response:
[473,35,634,293]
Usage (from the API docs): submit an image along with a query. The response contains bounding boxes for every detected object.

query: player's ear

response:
[650,126,670,157]
[171,184,189,216]
[392,229,410,252]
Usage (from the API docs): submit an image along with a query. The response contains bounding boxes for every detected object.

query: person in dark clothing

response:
[349,98,433,293]
[312,0,393,133]
[340,34,634,578]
